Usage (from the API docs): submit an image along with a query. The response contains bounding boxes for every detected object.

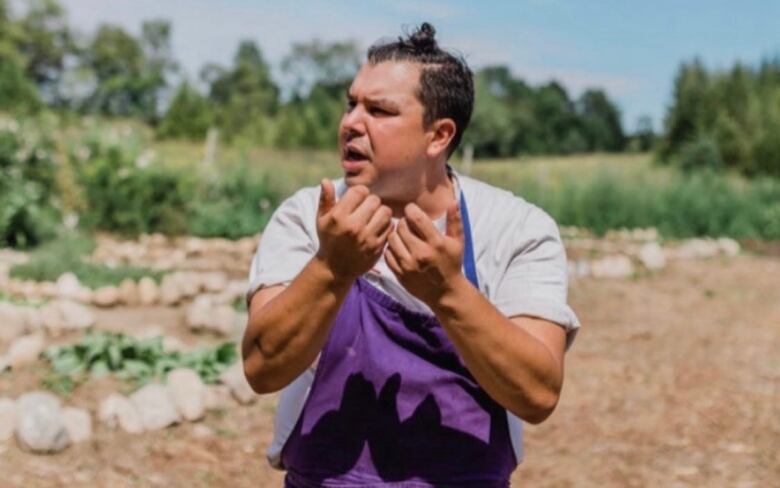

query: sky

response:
[49,0,780,132]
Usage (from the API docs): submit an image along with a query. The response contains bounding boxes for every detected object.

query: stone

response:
[22,307,42,332]
[191,423,215,439]
[162,336,187,353]
[185,296,212,331]
[166,368,206,422]
[92,286,120,307]
[159,275,182,306]
[37,282,57,299]
[137,277,159,306]
[0,302,27,342]
[15,391,70,453]
[185,297,237,336]
[718,237,740,257]
[0,398,16,441]
[590,255,635,279]
[638,242,667,271]
[174,272,200,298]
[201,272,228,293]
[56,273,81,300]
[676,238,720,259]
[130,384,180,431]
[98,394,144,434]
[40,300,95,335]
[204,384,234,411]
[117,279,139,306]
[62,407,92,443]
[7,334,45,369]
[219,363,257,405]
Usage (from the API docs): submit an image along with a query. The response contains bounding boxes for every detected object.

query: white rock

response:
[37,282,57,299]
[590,255,635,279]
[15,391,70,453]
[92,286,120,307]
[676,238,720,259]
[23,307,42,332]
[174,272,200,298]
[0,302,27,342]
[159,275,182,306]
[162,336,187,353]
[717,237,740,257]
[185,296,212,330]
[219,363,257,405]
[191,423,215,438]
[201,272,228,293]
[118,279,139,306]
[56,273,81,300]
[166,368,206,422]
[7,334,45,369]
[62,407,92,443]
[0,398,16,441]
[204,385,234,411]
[137,277,159,306]
[130,384,180,430]
[40,300,95,335]
[638,242,667,271]
[98,394,144,434]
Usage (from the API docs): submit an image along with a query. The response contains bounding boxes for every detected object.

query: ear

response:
[426,118,457,159]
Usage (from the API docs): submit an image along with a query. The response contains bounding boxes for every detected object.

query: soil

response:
[1,254,778,487]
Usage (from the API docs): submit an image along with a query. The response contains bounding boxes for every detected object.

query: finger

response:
[387,225,413,266]
[403,203,440,242]
[335,185,370,215]
[384,247,402,276]
[318,179,336,216]
[396,218,426,254]
[445,199,464,242]
[350,193,382,225]
[364,205,392,236]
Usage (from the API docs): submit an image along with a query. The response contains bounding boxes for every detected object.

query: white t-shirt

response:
[247,170,580,469]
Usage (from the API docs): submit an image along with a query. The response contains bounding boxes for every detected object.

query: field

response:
[1,124,779,486]
[0,226,778,487]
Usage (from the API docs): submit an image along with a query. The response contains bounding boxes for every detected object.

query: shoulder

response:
[458,174,557,238]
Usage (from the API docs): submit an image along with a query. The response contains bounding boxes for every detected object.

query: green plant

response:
[42,331,238,394]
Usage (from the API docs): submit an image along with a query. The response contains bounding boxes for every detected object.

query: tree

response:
[577,89,625,151]
[157,81,213,140]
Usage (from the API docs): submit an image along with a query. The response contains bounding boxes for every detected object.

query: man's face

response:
[339,61,431,199]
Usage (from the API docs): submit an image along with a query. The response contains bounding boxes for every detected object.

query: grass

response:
[9,231,165,288]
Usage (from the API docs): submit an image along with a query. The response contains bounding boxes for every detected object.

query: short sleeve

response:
[246,189,319,304]
[493,205,581,350]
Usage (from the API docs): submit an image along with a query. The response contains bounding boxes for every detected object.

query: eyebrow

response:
[346,91,399,110]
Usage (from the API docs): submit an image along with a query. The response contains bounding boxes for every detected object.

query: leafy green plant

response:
[42,331,238,394]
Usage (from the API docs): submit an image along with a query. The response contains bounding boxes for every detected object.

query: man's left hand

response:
[384,201,467,306]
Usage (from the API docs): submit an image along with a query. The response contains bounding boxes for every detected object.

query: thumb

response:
[318,178,336,216]
[446,199,464,242]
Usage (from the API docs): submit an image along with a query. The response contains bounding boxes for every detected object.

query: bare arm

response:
[242,180,392,394]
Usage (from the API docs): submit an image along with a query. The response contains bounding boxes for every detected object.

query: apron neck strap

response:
[459,190,479,290]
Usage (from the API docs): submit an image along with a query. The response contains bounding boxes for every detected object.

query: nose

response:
[340,104,366,141]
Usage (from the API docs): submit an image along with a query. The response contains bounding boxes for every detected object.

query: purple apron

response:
[282,192,517,487]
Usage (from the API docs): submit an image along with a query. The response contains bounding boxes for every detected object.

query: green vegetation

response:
[42,331,238,394]
[661,58,780,176]
[9,232,164,287]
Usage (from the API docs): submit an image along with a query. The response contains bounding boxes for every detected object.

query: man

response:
[243,22,580,487]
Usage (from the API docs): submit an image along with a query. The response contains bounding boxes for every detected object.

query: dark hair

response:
[367,23,474,157]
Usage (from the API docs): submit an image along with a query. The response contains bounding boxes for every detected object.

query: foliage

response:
[42,331,237,394]
[70,130,194,235]
[187,163,282,239]
[514,166,780,240]
[660,58,780,176]
[156,81,213,140]
[0,117,60,247]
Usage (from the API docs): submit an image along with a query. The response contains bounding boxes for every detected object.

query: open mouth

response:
[342,145,370,174]
[343,146,370,162]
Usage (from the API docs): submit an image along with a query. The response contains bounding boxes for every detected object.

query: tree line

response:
[0,0,638,157]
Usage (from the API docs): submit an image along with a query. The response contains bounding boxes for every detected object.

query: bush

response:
[676,135,723,172]
[70,133,195,236]
[187,164,281,239]
[0,117,61,247]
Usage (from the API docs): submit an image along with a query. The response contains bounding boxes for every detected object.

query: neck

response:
[381,162,454,219]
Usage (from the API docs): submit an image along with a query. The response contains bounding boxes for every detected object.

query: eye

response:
[370,106,392,116]
[345,100,356,111]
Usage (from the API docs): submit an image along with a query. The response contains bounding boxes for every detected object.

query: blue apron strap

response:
[458,190,479,290]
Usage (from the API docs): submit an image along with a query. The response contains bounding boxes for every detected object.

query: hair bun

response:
[407,22,437,53]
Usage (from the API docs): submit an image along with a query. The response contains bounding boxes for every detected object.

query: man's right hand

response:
[315,179,393,281]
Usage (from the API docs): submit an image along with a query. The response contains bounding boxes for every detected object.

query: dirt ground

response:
[1,254,778,487]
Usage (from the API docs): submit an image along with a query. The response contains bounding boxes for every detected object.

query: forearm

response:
[430,275,563,423]
[242,255,353,393]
